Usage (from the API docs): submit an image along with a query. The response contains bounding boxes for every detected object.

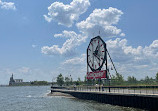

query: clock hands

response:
[93,44,101,60]
[95,45,99,55]
[93,53,100,60]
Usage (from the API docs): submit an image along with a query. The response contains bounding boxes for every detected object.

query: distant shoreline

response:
[0,85,9,87]
[0,85,51,87]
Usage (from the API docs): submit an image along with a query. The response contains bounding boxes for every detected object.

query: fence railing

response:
[51,86,158,95]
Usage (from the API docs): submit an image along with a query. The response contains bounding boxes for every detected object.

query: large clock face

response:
[87,36,106,72]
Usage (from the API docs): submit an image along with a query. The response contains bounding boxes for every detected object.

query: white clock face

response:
[87,36,106,72]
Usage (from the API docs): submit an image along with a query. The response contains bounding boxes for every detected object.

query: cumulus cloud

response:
[63,54,86,65]
[106,38,158,79]
[42,7,125,56]
[44,0,90,27]
[144,40,158,57]
[107,38,158,59]
[41,30,87,56]
[0,0,16,10]
[76,7,123,38]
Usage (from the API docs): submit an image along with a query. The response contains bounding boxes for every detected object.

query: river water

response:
[0,86,144,111]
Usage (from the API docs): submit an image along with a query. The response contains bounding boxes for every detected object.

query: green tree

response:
[65,77,70,86]
[116,73,124,85]
[76,77,81,85]
[84,76,93,85]
[111,75,116,86]
[144,76,154,85]
[57,74,64,86]
[77,77,81,82]
[31,81,48,85]
[75,81,80,85]
[156,72,158,83]
[127,76,137,84]
[84,76,87,83]
[144,76,150,84]
[87,79,93,85]
[111,73,124,85]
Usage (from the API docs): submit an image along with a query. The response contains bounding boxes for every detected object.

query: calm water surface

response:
[0,86,144,111]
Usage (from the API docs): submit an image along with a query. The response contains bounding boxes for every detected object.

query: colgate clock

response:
[87,36,106,72]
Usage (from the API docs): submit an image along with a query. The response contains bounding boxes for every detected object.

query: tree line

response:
[56,74,83,86]
[55,72,158,86]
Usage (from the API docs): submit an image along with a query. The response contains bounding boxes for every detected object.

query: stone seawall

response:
[51,89,158,111]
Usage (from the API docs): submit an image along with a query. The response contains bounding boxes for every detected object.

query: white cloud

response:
[44,0,90,27]
[76,7,123,38]
[106,38,158,79]
[120,33,125,37]
[0,0,16,10]
[32,44,37,48]
[63,54,86,65]
[41,30,87,56]
[107,38,158,59]
[42,7,125,56]
[43,15,52,22]
[143,40,158,57]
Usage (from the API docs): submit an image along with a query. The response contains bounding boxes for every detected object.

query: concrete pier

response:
[51,89,158,111]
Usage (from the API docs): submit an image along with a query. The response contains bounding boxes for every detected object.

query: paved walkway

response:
[52,88,158,96]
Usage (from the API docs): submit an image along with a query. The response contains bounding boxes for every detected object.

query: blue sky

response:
[0,0,158,84]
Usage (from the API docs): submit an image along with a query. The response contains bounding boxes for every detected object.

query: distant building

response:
[14,79,23,83]
[9,74,30,86]
[9,74,15,85]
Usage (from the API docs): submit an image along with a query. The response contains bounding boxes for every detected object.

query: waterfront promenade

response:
[51,86,158,111]
[52,86,158,96]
